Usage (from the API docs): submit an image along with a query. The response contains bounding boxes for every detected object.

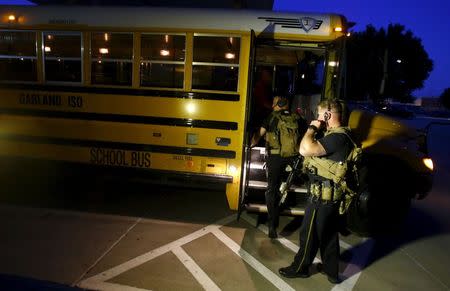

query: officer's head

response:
[272,96,289,110]
[317,99,347,126]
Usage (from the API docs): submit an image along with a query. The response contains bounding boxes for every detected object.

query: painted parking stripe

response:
[241,213,351,252]
[79,281,151,291]
[72,218,142,287]
[79,215,236,290]
[332,238,374,291]
[242,213,370,290]
[172,247,221,291]
[400,247,449,290]
[211,228,295,291]
[79,212,370,291]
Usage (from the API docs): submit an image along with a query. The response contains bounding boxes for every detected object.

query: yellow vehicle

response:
[0,6,433,234]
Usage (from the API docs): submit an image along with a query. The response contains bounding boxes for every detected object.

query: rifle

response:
[279,155,303,206]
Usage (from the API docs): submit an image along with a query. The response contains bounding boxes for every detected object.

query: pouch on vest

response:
[265,111,299,158]
[302,126,365,214]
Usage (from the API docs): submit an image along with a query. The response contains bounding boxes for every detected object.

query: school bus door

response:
[238,30,256,218]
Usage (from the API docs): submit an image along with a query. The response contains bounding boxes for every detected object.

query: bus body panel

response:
[2,5,434,235]
[0,6,345,41]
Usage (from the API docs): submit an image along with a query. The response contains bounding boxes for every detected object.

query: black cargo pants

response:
[265,153,292,229]
[292,196,340,278]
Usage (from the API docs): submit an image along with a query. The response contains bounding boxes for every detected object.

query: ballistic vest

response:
[303,126,363,214]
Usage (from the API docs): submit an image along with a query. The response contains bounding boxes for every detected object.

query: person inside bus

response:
[250,95,306,239]
[278,99,351,284]
[252,68,274,128]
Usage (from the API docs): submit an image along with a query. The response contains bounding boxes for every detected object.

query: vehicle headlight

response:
[423,158,434,171]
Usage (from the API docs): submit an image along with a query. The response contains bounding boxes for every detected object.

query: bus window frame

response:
[192,33,241,93]
[90,31,134,87]
[0,29,38,84]
[42,31,83,85]
[139,32,186,89]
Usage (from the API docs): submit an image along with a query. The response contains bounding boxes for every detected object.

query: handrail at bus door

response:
[237,29,256,220]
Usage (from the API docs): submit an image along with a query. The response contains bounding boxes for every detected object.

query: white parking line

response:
[79,212,372,291]
[241,212,371,290]
[79,215,236,290]
[332,238,374,291]
[211,228,295,291]
[72,218,142,287]
[240,213,321,265]
[400,247,449,290]
[78,281,151,291]
[172,247,221,291]
[240,213,352,251]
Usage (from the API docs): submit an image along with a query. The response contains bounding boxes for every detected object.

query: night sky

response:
[1,0,449,98]
[274,0,450,98]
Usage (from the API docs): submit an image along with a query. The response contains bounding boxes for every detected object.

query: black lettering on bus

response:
[68,95,83,108]
[42,94,62,106]
[20,93,41,105]
[144,153,151,167]
[90,148,129,166]
[18,93,62,106]
[30,94,40,104]
[131,151,151,168]
[90,147,97,163]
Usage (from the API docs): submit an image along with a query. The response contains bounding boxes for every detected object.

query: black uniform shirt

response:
[318,132,353,162]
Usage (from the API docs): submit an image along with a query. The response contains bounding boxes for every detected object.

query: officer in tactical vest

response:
[278,99,352,284]
[251,95,306,239]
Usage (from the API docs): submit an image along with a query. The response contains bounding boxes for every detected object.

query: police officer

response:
[278,99,352,284]
[251,95,306,239]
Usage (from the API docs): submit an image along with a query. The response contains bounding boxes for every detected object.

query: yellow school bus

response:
[0,6,433,234]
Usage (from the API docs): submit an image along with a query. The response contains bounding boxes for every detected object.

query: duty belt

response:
[309,180,343,202]
[269,149,281,155]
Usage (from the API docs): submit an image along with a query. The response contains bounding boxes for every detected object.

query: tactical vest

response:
[265,111,300,158]
[303,126,363,214]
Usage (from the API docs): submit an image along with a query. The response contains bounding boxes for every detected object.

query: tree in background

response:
[440,88,450,109]
[346,24,433,103]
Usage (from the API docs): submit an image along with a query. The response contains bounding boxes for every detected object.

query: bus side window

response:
[192,35,240,92]
[140,33,185,88]
[91,32,133,86]
[0,30,37,82]
[44,32,82,83]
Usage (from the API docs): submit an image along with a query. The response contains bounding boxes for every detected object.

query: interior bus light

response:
[160,49,170,56]
[225,52,235,59]
[99,48,109,54]
[104,33,109,41]
[328,61,338,67]
[8,15,16,21]
[334,27,343,32]
[44,46,51,52]
[423,158,434,171]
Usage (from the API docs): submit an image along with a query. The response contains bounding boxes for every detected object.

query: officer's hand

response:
[310,120,323,129]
